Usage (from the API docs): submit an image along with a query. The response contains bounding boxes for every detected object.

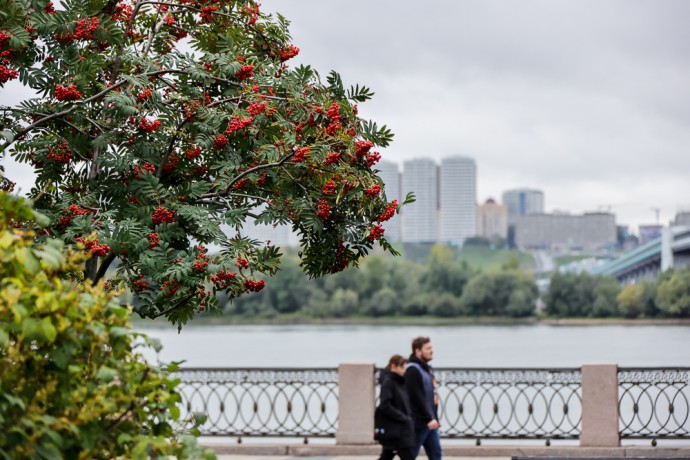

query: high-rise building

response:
[515,212,616,251]
[476,198,507,239]
[502,188,544,225]
[401,158,438,243]
[439,156,476,245]
[376,160,402,242]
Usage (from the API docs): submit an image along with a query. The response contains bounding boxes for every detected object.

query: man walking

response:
[405,336,441,460]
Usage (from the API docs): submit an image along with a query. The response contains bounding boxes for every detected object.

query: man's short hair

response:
[411,336,431,353]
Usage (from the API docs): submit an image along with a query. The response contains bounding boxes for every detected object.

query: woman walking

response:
[375,355,416,460]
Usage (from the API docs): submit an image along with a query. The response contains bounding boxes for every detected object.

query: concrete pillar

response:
[580,363,620,447]
[336,363,375,445]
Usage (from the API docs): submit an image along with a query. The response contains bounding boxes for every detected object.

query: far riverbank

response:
[131,314,690,328]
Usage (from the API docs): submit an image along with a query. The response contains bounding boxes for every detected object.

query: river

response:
[135,324,690,368]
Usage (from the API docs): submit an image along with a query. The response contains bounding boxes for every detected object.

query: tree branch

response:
[95,253,117,282]
[150,293,195,319]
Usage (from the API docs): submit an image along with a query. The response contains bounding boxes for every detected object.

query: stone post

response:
[336,362,375,445]
[580,363,620,447]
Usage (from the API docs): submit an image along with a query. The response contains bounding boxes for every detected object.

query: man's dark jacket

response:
[376,370,415,448]
[404,355,438,430]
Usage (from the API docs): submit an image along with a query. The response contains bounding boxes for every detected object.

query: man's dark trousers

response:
[413,426,441,460]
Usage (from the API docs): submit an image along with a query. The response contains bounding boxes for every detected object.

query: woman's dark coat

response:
[376,370,415,448]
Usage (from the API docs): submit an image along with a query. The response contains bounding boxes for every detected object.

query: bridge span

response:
[595,226,690,283]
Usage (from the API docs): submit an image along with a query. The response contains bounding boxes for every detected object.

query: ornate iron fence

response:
[174,368,338,437]
[618,367,690,440]
[433,368,582,440]
[173,366,690,442]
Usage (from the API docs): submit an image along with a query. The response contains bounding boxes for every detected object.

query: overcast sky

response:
[262,0,690,232]
[2,1,689,232]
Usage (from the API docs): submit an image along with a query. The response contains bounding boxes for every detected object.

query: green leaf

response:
[96,367,118,383]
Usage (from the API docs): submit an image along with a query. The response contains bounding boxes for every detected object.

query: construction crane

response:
[650,207,660,224]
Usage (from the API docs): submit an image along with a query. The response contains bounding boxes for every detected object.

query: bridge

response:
[594,226,690,283]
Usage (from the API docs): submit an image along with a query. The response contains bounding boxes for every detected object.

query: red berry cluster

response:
[163,153,180,174]
[235,257,250,269]
[0,65,18,84]
[73,17,99,40]
[46,142,73,163]
[327,102,340,121]
[152,206,175,224]
[137,88,153,102]
[55,17,99,42]
[367,151,381,167]
[235,64,254,81]
[365,184,381,197]
[132,161,156,179]
[138,118,161,132]
[232,178,248,190]
[148,232,160,249]
[292,146,309,163]
[210,270,237,288]
[132,278,150,293]
[226,115,253,134]
[160,279,180,296]
[355,140,374,157]
[330,241,350,273]
[324,152,341,165]
[325,121,341,135]
[244,2,260,25]
[75,236,111,257]
[194,251,209,271]
[322,180,336,195]
[55,84,83,101]
[200,5,219,23]
[186,146,202,159]
[316,199,331,220]
[368,225,385,241]
[379,199,398,222]
[247,102,266,116]
[59,203,92,228]
[244,279,265,292]
[163,14,175,25]
[213,134,228,149]
[280,44,300,61]
[45,2,55,13]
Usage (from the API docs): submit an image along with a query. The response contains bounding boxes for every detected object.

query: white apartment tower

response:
[376,160,402,242]
[502,188,544,225]
[439,156,477,245]
[401,159,438,243]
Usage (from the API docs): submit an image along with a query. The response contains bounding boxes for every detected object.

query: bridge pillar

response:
[336,362,375,445]
[580,363,620,447]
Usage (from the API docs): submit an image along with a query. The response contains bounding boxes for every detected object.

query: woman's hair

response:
[386,354,408,370]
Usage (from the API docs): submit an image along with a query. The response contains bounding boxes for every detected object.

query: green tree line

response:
[222,245,539,319]
[218,247,690,320]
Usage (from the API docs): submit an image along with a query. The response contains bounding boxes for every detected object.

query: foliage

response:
[656,267,690,317]
[226,252,539,318]
[617,283,647,318]
[0,0,412,327]
[0,192,214,459]
[459,270,537,317]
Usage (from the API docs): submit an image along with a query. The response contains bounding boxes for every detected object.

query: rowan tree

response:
[0,0,411,326]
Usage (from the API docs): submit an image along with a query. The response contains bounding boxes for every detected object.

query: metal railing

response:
[619,367,690,440]
[174,368,338,437]
[434,368,582,440]
[174,366,690,442]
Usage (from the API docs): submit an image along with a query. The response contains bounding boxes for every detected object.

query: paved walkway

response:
[215,457,510,460]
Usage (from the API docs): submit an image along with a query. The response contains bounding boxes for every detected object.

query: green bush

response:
[0,193,214,459]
